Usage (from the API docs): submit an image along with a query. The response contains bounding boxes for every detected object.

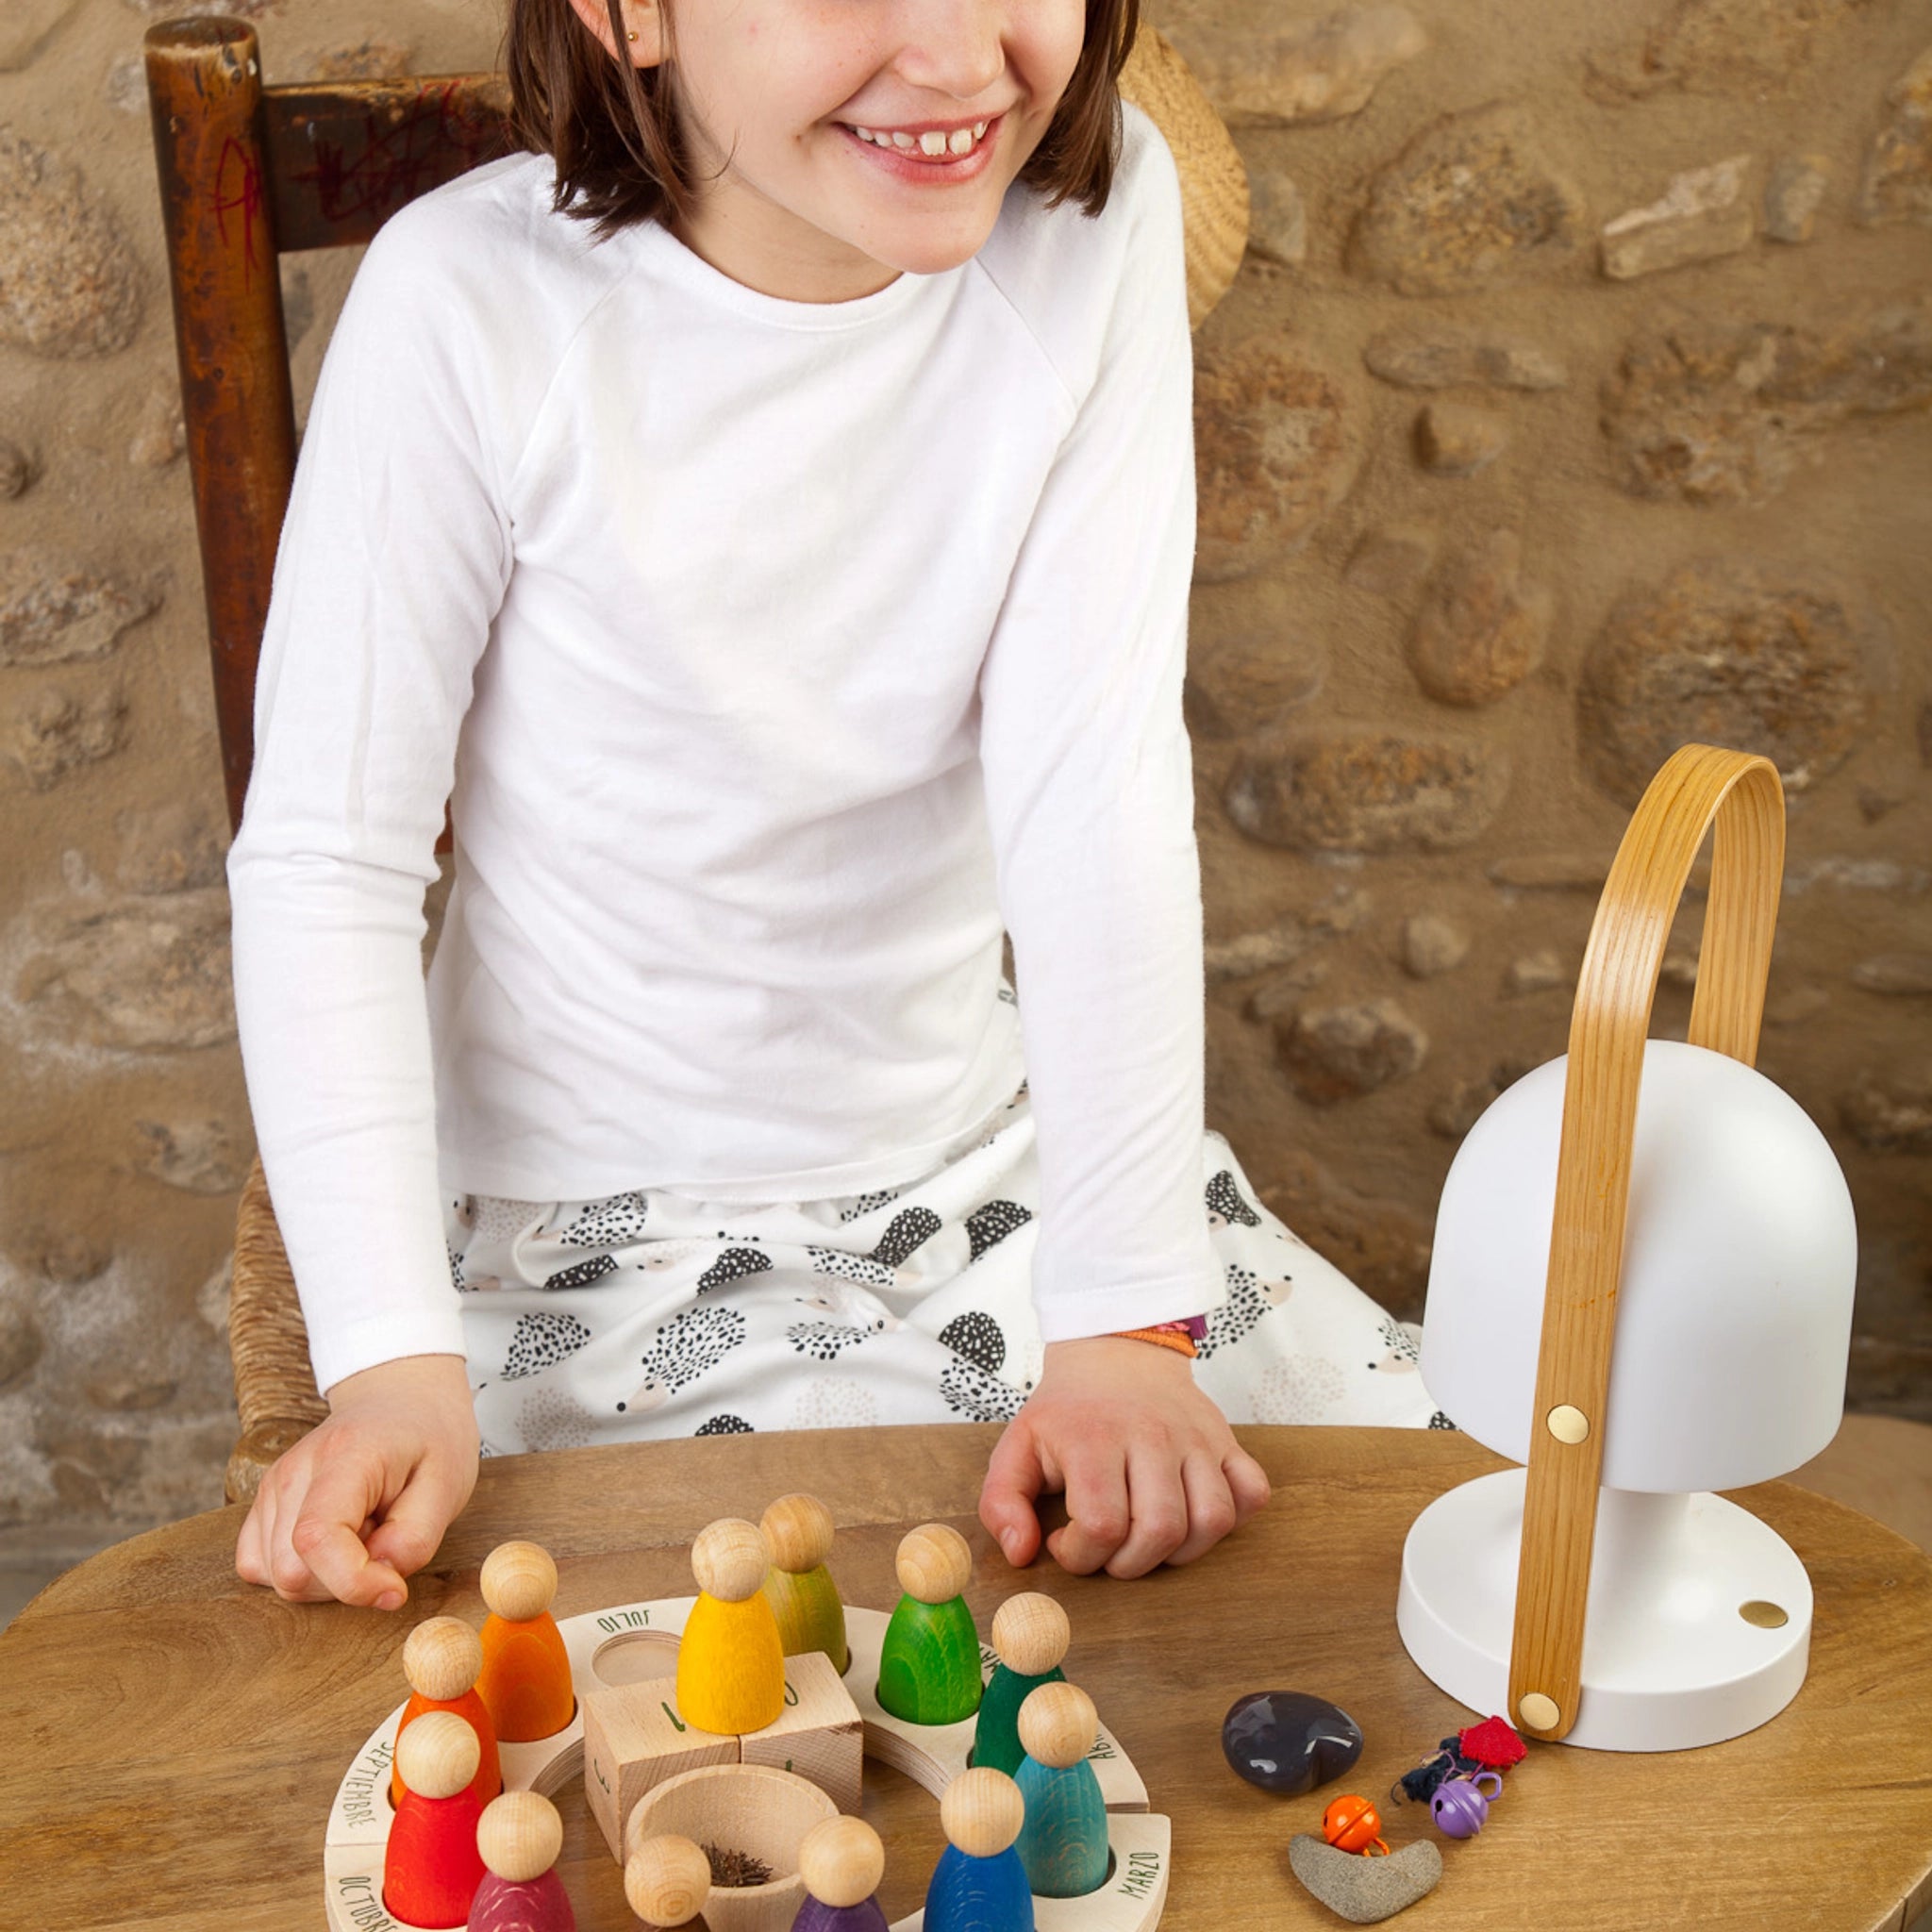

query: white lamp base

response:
[1396,1468,1812,1752]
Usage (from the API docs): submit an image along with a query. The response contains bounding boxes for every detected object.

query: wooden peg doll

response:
[792,1814,889,1932]
[923,1766,1034,1932]
[875,1523,981,1726]
[1014,1683,1108,1899]
[385,1709,488,1927]
[469,1790,575,1931]
[972,1594,1069,1777]
[393,1615,503,1809]
[477,1541,575,1743]
[625,1833,712,1928]
[676,1518,787,1734]
[760,1492,850,1674]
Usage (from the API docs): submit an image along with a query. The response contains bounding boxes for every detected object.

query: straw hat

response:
[1119,24,1250,329]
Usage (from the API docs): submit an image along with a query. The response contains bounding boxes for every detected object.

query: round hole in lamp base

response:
[1396,1469,1813,1753]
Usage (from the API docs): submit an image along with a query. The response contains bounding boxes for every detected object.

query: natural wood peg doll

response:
[386,1709,489,1927]
[625,1833,713,1928]
[477,1541,575,1743]
[924,1766,1034,1932]
[677,1517,787,1734]
[392,1614,503,1809]
[794,1814,890,1932]
[876,1523,982,1726]
[973,1593,1070,1777]
[470,1790,576,1931]
[1014,1682,1108,1899]
[760,1492,850,1674]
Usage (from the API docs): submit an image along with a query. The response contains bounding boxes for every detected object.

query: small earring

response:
[626,27,638,40]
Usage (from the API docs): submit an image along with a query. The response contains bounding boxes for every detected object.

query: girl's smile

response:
[838,111,1004,183]
[569,0,1084,302]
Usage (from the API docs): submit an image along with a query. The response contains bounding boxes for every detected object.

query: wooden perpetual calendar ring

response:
[326,1599,1171,1932]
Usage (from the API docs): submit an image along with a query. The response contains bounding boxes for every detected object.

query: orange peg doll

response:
[392,1615,502,1809]
[476,1541,575,1743]
[675,1518,786,1735]
[385,1710,488,1926]
[760,1492,850,1673]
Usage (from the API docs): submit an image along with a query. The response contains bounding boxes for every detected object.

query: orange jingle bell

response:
[1322,1793,1391,1857]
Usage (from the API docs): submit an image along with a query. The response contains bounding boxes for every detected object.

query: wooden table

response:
[3,1426,1929,1931]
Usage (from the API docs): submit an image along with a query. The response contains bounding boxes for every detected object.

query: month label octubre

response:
[334,1871,404,1930]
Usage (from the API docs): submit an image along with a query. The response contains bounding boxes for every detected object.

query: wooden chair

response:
[144,16,1250,1502]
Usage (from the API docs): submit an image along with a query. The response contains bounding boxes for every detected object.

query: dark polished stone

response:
[1221,1690,1364,1795]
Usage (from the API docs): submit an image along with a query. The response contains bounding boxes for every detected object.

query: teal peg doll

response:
[1014,1683,1109,1900]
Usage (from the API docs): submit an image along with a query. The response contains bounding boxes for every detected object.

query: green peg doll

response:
[875,1523,982,1725]
[974,1591,1070,1776]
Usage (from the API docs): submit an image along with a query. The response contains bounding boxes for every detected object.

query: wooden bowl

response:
[625,1762,838,1932]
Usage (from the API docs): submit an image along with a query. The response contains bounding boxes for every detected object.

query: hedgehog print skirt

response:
[454,1087,1445,1456]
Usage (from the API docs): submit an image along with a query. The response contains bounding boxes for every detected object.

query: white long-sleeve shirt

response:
[228,104,1223,1395]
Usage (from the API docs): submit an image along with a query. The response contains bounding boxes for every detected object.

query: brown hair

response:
[505,0,1141,240]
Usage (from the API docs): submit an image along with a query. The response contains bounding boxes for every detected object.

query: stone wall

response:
[1169,0,1931,1419]
[0,0,1926,1540]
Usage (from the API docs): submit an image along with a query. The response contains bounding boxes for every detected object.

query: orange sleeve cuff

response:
[1110,1324,1200,1358]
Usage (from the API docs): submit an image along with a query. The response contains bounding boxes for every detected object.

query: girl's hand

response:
[234,1354,480,1609]
[977,1338,1270,1579]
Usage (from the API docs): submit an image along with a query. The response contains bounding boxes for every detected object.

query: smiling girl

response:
[229,0,1435,1614]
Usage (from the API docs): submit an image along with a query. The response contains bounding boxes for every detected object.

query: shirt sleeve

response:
[975,123,1224,1344]
[226,209,512,1395]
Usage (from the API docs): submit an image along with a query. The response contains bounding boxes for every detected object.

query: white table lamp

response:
[1397,745,1857,1752]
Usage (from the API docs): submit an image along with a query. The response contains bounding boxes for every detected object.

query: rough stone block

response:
[1764,154,1828,242]
[1159,3,1425,125]
[1857,47,1932,228]
[1407,528,1552,705]
[1194,338,1358,580]
[1413,400,1508,476]
[1601,155,1756,278]
[0,132,142,358]
[1349,105,1586,294]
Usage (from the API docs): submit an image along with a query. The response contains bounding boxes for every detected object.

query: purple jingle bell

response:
[1430,1771,1503,1839]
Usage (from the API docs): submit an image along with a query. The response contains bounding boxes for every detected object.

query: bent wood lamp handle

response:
[1507,743,1787,1741]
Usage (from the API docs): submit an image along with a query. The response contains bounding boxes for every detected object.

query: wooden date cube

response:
[583,1676,735,1862]
[739,1647,863,1814]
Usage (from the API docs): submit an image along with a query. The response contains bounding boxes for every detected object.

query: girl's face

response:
[589,0,1088,302]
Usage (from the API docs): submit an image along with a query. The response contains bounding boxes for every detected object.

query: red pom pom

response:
[1458,1717,1527,1769]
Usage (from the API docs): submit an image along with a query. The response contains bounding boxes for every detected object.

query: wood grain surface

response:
[1,1425,1927,1932]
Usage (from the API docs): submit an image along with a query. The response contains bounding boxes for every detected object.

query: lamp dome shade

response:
[1421,1040,1856,1493]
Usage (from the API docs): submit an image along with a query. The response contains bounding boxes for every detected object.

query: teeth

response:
[848,122,989,156]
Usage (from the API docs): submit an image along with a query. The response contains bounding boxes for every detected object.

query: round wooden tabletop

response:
[1,1424,1927,1931]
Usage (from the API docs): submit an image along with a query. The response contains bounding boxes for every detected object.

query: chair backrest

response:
[144,17,511,834]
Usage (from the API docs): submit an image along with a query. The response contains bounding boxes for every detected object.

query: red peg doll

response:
[386,1711,488,1925]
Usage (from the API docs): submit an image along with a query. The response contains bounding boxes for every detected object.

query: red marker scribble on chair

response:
[291,83,503,229]
[213,136,266,285]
